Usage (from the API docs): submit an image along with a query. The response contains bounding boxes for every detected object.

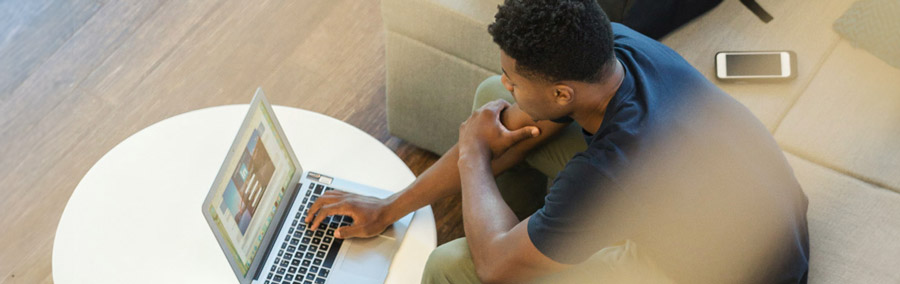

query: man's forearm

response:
[381,104,567,225]
[382,143,527,223]
[458,149,519,272]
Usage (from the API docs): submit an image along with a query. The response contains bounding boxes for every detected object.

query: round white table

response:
[53,105,436,283]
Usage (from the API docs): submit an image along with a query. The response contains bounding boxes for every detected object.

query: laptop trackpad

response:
[340,235,397,279]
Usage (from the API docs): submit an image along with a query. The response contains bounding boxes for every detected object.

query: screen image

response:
[726,53,782,76]
[207,102,296,275]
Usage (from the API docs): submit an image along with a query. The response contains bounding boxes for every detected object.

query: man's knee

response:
[473,75,513,111]
[422,238,480,284]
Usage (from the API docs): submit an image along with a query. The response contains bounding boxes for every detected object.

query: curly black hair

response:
[488,0,614,83]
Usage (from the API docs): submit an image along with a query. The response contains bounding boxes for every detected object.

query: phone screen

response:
[726,54,782,76]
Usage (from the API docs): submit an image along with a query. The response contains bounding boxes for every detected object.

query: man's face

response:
[499,52,569,122]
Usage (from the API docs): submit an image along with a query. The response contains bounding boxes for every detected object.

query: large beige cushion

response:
[662,0,856,131]
[382,0,503,74]
[785,153,900,283]
[385,31,496,153]
[383,0,508,154]
[775,40,900,193]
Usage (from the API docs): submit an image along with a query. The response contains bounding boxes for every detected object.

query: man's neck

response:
[571,59,625,135]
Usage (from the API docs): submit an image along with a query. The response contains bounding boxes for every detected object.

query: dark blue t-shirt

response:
[526,23,809,283]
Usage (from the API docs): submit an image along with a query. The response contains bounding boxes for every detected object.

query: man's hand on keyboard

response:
[304,190,392,239]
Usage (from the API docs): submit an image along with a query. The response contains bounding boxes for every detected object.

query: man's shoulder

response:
[610,22,636,36]
[611,23,714,95]
[611,22,657,47]
[611,22,689,69]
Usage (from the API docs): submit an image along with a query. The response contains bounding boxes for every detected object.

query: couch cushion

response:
[385,31,497,154]
[832,0,900,70]
[775,40,900,192]
[785,153,900,283]
[662,0,856,131]
[382,0,503,74]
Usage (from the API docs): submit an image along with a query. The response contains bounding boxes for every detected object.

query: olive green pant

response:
[421,76,670,284]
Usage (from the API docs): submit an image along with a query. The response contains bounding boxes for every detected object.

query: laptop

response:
[202,88,413,284]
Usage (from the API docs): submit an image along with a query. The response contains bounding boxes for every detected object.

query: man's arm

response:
[457,100,570,283]
[306,103,570,238]
[459,156,568,283]
[380,103,567,225]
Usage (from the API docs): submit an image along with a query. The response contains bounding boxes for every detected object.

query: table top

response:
[53,105,436,283]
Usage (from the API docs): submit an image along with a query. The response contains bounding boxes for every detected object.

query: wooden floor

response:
[0,1,466,282]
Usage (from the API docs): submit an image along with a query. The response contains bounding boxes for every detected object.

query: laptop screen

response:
[205,93,298,276]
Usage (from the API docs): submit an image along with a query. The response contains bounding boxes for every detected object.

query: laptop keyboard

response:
[265,182,352,284]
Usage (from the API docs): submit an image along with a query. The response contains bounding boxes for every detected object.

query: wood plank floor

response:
[0,1,465,282]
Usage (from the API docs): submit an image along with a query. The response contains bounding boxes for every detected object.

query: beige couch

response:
[382,0,900,282]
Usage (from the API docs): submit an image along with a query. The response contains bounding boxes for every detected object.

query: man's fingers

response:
[305,190,348,223]
[335,224,366,239]
[506,126,540,145]
[305,195,339,223]
[321,190,346,198]
[481,99,511,112]
[309,203,342,231]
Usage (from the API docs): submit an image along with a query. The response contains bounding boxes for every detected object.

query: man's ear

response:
[553,84,575,106]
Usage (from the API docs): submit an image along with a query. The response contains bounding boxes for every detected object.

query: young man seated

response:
[305,0,810,282]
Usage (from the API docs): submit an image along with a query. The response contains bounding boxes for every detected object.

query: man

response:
[306,0,809,283]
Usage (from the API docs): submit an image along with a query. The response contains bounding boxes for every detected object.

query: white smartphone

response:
[715,51,797,81]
